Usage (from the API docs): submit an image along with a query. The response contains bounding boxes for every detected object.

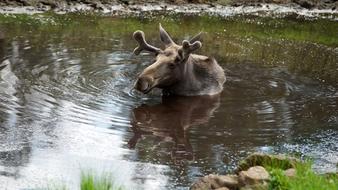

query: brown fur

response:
[133,24,225,96]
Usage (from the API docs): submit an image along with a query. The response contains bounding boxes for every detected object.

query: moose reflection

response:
[129,95,220,162]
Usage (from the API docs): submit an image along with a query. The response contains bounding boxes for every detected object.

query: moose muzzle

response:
[134,76,154,94]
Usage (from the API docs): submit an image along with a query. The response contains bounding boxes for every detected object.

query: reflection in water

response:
[130,95,220,163]
[0,15,337,189]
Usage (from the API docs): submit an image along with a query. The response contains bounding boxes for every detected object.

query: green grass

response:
[0,12,337,46]
[265,161,338,190]
[80,171,124,190]
[47,171,125,190]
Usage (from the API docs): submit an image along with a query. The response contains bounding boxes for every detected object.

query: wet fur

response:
[163,54,225,96]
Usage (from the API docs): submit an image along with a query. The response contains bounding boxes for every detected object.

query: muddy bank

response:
[0,0,337,18]
[0,0,337,10]
[0,0,338,20]
[226,0,338,10]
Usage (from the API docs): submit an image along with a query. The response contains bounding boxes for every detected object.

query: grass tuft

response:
[267,161,338,190]
[80,171,124,190]
[45,171,125,190]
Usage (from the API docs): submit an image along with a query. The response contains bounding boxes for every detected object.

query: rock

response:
[190,175,212,190]
[215,175,239,189]
[235,153,300,173]
[216,187,230,190]
[173,0,187,4]
[0,0,337,11]
[284,168,296,178]
[190,174,240,190]
[238,166,270,186]
[240,182,269,190]
[190,174,220,190]
[91,1,105,10]
[294,0,315,9]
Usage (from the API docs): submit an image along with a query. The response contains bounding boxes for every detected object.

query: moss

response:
[235,153,300,173]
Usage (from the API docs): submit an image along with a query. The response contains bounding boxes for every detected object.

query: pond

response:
[0,13,337,189]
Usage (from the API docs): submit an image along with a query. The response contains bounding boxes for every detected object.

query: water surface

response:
[0,14,337,189]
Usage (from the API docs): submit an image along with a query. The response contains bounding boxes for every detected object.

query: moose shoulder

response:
[133,24,225,96]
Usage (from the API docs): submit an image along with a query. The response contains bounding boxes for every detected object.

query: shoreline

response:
[0,2,337,20]
[190,153,338,190]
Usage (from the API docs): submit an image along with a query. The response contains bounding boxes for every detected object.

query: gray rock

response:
[190,174,217,190]
[284,168,296,178]
[215,175,239,189]
[239,182,269,190]
[216,187,230,190]
[190,174,240,190]
[238,166,270,186]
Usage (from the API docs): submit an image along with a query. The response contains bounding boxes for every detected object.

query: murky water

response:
[0,14,337,189]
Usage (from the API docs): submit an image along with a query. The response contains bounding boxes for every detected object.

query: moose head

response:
[133,24,203,94]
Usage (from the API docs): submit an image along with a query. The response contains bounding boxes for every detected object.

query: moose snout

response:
[134,76,154,93]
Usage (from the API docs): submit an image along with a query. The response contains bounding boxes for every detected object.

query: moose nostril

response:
[135,77,150,92]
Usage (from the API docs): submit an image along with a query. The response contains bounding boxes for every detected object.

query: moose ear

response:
[189,32,203,44]
[159,23,174,46]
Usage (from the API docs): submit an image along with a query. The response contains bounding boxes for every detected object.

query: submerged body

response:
[133,24,225,96]
[162,54,225,96]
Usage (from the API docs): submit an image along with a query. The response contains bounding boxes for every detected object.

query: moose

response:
[133,24,226,96]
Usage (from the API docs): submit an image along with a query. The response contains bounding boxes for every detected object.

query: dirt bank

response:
[0,0,337,11]
[225,0,337,10]
[0,0,337,20]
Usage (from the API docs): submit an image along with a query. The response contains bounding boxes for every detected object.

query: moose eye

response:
[168,63,176,69]
[174,56,181,63]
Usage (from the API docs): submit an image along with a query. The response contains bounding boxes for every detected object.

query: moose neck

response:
[163,54,212,96]
[182,55,200,86]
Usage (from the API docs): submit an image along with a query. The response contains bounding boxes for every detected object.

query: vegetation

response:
[45,158,338,190]
[192,153,338,190]
[0,12,337,46]
[264,161,338,190]
[80,171,124,190]
[47,171,125,190]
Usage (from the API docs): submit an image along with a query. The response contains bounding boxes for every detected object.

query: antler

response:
[180,40,202,59]
[189,32,203,44]
[159,23,174,46]
[133,30,162,55]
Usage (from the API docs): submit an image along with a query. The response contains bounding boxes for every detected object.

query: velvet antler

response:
[133,30,162,55]
[180,40,202,59]
[189,32,203,44]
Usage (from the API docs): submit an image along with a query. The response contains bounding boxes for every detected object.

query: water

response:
[0,14,337,189]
